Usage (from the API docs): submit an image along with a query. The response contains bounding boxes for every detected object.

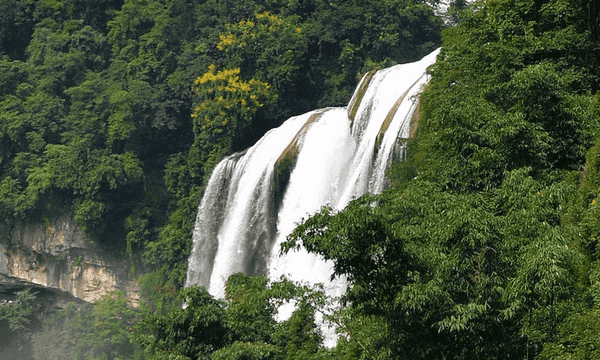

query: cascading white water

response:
[185,49,440,303]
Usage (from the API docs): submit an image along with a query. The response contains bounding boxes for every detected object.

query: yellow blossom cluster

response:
[256,11,284,26]
[216,12,302,51]
[217,33,237,50]
[191,65,272,129]
[193,65,240,86]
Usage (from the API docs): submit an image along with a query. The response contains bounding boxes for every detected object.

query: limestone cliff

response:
[0,214,139,307]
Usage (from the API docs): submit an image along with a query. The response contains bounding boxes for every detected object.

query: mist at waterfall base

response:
[185,48,440,344]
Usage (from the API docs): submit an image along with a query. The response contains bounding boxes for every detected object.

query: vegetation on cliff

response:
[0,0,442,288]
[0,0,443,358]
[288,0,600,358]
[6,0,600,359]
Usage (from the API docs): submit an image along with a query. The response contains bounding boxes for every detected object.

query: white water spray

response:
[185,48,440,339]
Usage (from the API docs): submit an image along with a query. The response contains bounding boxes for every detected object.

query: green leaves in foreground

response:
[134,275,330,360]
[286,168,584,359]
[0,288,36,331]
[31,291,142,360]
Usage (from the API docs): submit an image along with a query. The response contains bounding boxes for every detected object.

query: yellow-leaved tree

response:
[190,64,274,178]
[216,11,308,120]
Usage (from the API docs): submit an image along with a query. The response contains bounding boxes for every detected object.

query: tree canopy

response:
[0,0,441,286]
[284,0,600,358]
[6,0,600,359]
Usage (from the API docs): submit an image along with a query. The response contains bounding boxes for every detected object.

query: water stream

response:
[186,48,439,310]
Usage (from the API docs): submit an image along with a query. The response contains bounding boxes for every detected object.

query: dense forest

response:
[2,0,600,359]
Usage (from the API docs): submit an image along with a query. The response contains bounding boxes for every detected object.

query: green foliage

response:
[276,1,600,358]
[537,307,600,360]
[0,288,36,331]
[211,341,278,360]
[415,0,600,192]
[0,0,445,287]
[0,0,35,60]
[286,166,589,358]
[131,274,331,360]
[32,291,143,360]
[224,274,277,344]
[294,0,442,107]
[0,9,145,247]
[134,286,228,360]
[272,302,324,360]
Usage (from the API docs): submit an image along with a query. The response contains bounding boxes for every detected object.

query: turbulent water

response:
[185,49,440,301]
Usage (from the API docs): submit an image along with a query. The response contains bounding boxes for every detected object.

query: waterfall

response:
[185,49,440,301]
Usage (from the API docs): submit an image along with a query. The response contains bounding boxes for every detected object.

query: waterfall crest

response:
[185,49,440,299]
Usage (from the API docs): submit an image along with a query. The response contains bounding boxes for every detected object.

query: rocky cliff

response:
[0,214,139,307]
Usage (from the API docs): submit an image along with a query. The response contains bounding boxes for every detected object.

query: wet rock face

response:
[0,214,138,306]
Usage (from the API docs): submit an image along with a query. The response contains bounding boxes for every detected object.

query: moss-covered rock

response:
[373,79,427,162]
[348,70,377,130]
[273,112,325,203]
[409,100,421,139]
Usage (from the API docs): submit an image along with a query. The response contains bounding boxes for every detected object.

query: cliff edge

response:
[0,214,139,307]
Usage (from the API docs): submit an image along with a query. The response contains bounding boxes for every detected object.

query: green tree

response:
[0,288,36,332]
[0,0,35,60]
[282,2,600,358]
[0,11,148,244]
[416,0,600,192]
[211,341,278,360]
[32,291,142,360]
[272,302,325,360]
[285,165,589,359]
[216,11,308,124]
[298,0,442,106]
[133,286,228,360]
[216,274,331,360]
[224,274,276,344]
[0,289,36,359]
